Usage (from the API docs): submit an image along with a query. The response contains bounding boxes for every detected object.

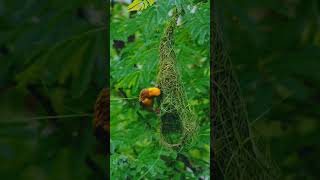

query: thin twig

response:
[110,97,138,101]
[250,94,292,126]
[1,114,93,123]
[138,147,163,180]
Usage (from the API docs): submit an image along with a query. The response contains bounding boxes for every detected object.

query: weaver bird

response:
[139,87,161,113]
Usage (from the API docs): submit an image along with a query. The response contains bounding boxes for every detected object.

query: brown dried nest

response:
[93,88,109,151]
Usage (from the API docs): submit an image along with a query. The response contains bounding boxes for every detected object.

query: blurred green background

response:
[0,0,106,179]
[219,0,320,179]
[110,0,210,179]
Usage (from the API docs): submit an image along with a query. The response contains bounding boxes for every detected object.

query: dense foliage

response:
[110,0,210,179]
[1,0,318,179]
[0,1,106,179]
[220,0,320,179]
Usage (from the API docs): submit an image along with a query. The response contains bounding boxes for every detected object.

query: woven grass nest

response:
[156,12,198,150]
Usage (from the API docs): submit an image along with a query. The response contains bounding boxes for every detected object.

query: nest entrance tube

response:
[157,11,198,150]
[160,108,182,144]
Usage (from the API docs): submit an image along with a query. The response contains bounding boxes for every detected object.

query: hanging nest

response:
[156,12,198,150]
[93,88,109,154]
[212,7,280,179]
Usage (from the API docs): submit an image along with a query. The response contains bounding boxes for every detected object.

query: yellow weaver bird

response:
[139,87,161,113]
